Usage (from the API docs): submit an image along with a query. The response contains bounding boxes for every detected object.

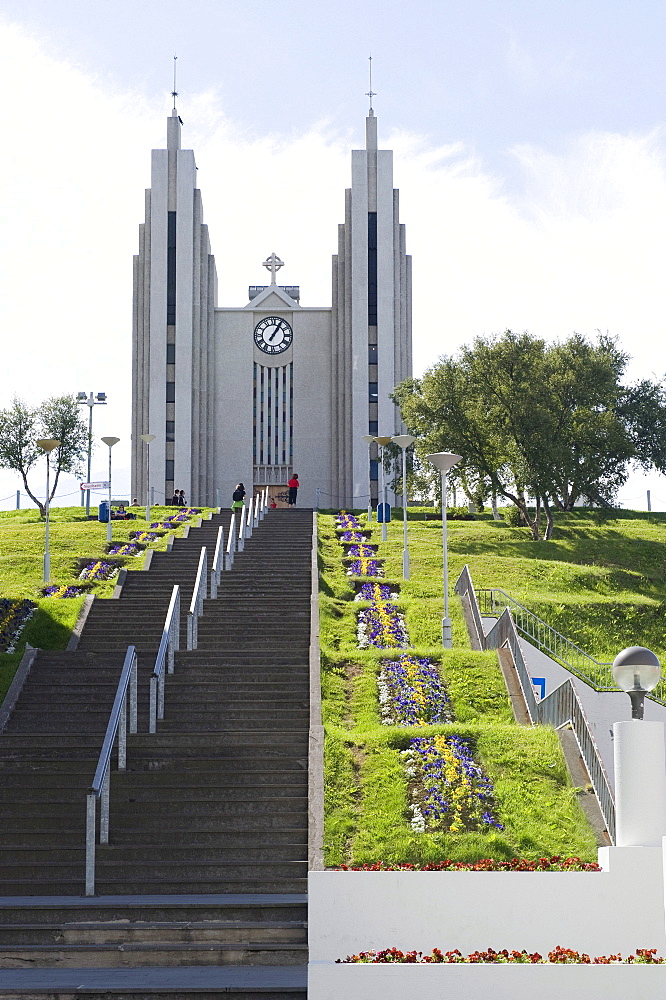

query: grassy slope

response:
[0,505,210,700]
[319,509,629,866]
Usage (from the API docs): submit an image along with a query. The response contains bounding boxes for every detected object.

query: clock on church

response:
[254,316,293,355]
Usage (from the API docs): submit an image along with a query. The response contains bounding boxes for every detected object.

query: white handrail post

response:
[149,675,157,734]
[100,769,110,844]
[129,651,137,734]
[238,507,245,552]
[245,499,253,539]
[85,793,96,896]
[118,691,127,771]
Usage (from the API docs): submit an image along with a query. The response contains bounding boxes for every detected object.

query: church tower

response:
[331,111,412,509]
[131,110,218,506]
[131,107,411,511]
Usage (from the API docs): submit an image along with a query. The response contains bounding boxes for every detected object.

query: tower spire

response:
[171,54,178,112]
[365,55,376,117]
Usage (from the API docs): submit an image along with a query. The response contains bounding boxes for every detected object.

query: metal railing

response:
[186,546,207,650]
[226,513,237,570]
[149,585,180,734]
[455,566,616,842]
[245,499,253,540]
[238,506,246,552]
[476,584,666,707]
[86,645,138,895]
[210,525,225,599]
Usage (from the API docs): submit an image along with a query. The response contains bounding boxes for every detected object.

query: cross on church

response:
[262,253,284,284]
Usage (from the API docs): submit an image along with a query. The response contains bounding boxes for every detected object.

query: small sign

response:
[377,502,391,523]
[532,677,546,700]
[80,481,110,490]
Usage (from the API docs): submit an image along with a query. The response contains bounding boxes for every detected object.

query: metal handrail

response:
[149,585,180,733]
[245,498,253,540]
[226,513,237,570]
[210,525,225,599]
[186,546,207,650]
[260,487,267,519]
[86,645,137,895]
[455,566,616,843]
[476,584,666,707]
[253,492,260,527]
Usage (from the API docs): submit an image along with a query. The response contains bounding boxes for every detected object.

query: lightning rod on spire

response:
[172,54,178,111]
[365,54,376,116]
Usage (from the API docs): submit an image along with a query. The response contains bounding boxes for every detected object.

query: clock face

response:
[254,316,293,355]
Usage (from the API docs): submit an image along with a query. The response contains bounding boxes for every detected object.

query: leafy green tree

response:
[0,396,89,517]
[393,331,666,540]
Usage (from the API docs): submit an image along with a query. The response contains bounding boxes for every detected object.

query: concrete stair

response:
[0,508,313,997]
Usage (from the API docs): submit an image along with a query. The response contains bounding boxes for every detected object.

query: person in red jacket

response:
[288,474,299,507]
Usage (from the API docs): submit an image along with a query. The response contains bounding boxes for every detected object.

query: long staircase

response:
[0,508,313,998]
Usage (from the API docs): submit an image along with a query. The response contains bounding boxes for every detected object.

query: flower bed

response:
[404,735,503,833]
[336,512,362,530]
[43,585,83,599]
[107,542,141,556]
[0,599,36,652]
[355,583,399,602]
[335,856,601,872]
[357,601,410,649]
[338,946,663,964]
[378,654,452,725]
[130,530,158,542]
[339,531,369,542]
[346,544,377,559]
[78,560,119,582]
[346,558,384,577]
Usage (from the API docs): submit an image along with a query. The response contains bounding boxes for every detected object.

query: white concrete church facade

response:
[131,109,412,510]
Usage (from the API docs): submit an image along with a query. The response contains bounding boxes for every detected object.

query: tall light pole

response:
[77,392,106,517]
[101,437,120,542]
[362,435,375,522]
[36,438,61,584]
[392,434,415,579]
[374,436,392,541]
[427,452,462,648]
[140,434,156,523]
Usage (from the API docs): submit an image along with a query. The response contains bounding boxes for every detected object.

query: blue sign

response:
[531,677,546,700]
[377,502,391,523]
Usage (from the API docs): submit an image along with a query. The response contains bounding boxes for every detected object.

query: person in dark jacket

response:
[231,483,246,513]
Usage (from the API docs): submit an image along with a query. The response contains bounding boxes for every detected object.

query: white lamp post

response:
[362,435,375,522]
[101,436,120,542]
[140,434,156,524]
[426,452,462,648]
[392,434,415,580]
[36,438,61,583]
[374,436,392,541]
[612,645,662,720]
[77,392,106,517]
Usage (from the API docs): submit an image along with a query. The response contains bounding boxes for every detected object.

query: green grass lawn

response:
[0,504,212,700]
[318,506,658,866]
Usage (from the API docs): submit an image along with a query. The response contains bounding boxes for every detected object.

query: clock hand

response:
[267,324,281,343]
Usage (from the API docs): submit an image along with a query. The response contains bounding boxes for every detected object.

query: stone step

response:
[0,877,308,896]
[0,941,308,968]
[0,920,306,946]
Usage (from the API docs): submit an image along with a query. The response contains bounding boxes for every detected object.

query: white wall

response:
[309,847,666,964]
[309,963,666,1000]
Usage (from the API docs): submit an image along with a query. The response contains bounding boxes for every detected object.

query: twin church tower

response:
[131,108,412,509]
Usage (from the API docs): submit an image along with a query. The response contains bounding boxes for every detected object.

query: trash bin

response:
[377,502,391,523]
[98,500,110,523]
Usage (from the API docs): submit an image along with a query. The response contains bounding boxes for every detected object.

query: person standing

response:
[231,483,246,514]
[287,474,299,507]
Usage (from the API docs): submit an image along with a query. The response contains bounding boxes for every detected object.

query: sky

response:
[1,0,666,509]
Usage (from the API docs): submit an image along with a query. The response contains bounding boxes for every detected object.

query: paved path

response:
[482,617,666,790]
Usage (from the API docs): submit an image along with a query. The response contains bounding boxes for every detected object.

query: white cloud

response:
[0,18,665,509]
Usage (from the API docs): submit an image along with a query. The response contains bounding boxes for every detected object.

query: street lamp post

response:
[426,452,462,648]
[362,435,375,522]
[140,434,156,523]
[612,645,662,720]
[392,434,415,580]
[101,437,120,542]
[374,436,392,541]
[77,392,106,518]
[36,438,61,583]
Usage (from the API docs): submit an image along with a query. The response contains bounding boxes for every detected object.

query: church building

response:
[131,106,412,509]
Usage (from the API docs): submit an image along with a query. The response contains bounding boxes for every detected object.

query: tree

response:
[0,396,89,517]
[393,331,666,540]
